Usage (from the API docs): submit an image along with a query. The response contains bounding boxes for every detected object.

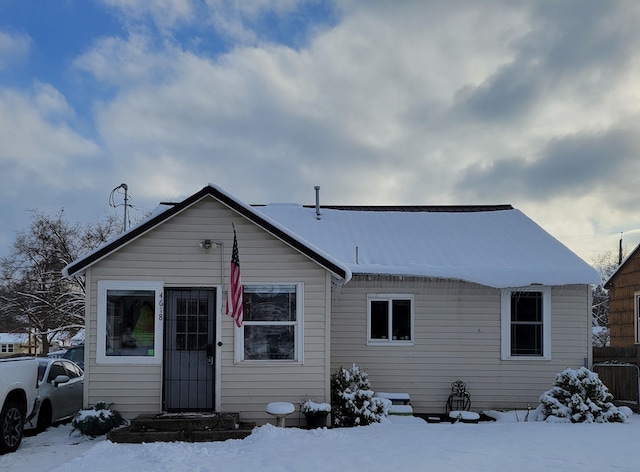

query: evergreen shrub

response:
[536,367,631,423]
[331,364,390,427]
[71,402,128,437]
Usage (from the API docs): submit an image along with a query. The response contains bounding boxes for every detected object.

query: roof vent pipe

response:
[315,186,321,220]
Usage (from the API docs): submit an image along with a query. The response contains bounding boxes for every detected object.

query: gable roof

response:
[604,241,640,289]
[256,203,601,288]
[63,185,351,281]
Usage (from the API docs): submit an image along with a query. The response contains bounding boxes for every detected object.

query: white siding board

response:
[81,198,591,421]
[332,277,591,413]
[84,197,331,424]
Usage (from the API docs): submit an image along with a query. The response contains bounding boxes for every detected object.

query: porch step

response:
[107,412,256,444]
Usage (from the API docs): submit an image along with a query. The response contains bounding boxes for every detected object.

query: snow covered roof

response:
[0,333,29,344]
[604,241,640,289]
[256,203,600,288]
[63,184,600,288]
[63,185,351,281]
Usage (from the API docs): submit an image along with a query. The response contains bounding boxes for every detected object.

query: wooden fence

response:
[593,346,640,366]
[592,347,640,413]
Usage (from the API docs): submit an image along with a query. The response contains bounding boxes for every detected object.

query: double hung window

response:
[635,293,640,344]
[501,287,551,360]
[239,284,302,362]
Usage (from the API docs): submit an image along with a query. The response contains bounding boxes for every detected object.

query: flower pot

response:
[304,411,329,429]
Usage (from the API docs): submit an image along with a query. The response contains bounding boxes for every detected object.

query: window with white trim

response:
[635,292,640,344]
[367,294,414,344]
[0,344,13,353]
[239,284,303,362]
[97,280,164,365]
[501,287,551,360]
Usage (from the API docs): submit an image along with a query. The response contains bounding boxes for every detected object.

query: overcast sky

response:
[1,0,639,267]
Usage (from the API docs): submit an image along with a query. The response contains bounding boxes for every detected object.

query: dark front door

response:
[164,289,216,411]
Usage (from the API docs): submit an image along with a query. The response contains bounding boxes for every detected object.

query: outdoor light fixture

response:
[199,239,215,249]
[196,240,225,284]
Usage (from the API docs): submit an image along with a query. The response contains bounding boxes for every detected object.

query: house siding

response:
[331,276,591,413]
[85,197,330,424]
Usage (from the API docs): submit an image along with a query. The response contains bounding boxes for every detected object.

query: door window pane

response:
[175,295,210,351]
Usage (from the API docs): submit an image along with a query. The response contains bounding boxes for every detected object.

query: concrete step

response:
[107,425,255,443]
[107,412,255,444]
[129,412,240,432]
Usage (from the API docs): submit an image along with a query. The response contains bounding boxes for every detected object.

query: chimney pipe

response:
[619,233,623,265]
[315,186,321,219]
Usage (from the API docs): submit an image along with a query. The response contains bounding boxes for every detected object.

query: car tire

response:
[0,399,26,454]
[36,402,52,433]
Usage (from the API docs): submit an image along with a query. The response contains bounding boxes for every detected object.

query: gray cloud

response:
[3,0,640,262]
[455,124,640,203]
[528,1,639,76]
[454,1,640,123]
[455,63,543,122]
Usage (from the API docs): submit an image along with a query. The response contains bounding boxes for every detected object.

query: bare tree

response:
[591,249,627,347]
[0,209,120,354]
[592,284,610,347]
[592,249,622,282]
[0,285,29,332]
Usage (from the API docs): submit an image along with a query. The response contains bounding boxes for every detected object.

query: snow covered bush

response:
[331,364,390,427]
[536,367,631,423]
[301,400,331,414]
[71,402,128,437]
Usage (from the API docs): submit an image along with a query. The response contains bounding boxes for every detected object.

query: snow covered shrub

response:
[331,364,390,427]
[301,400,331,414]
[72,402,128,437]
[536,367,631,423]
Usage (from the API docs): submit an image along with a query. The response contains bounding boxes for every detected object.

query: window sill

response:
[236,359,303,365]
[367,340,414,347]
[501,355,551,361]
[96,356,163,365]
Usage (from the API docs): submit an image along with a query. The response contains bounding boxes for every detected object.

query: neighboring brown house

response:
[605,244,640,347]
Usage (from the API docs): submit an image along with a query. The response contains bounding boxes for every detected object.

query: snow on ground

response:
[2,413,638,472]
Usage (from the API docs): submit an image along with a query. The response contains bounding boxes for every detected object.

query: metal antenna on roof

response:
[109,183,130,233]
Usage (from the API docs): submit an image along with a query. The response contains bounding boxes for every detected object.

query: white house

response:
[0,333,41,357]
[63,184,600,424]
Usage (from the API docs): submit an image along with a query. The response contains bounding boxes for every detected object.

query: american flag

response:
[227,224,243,327]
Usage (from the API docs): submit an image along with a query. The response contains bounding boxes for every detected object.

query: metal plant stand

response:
[445,380,471,413]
